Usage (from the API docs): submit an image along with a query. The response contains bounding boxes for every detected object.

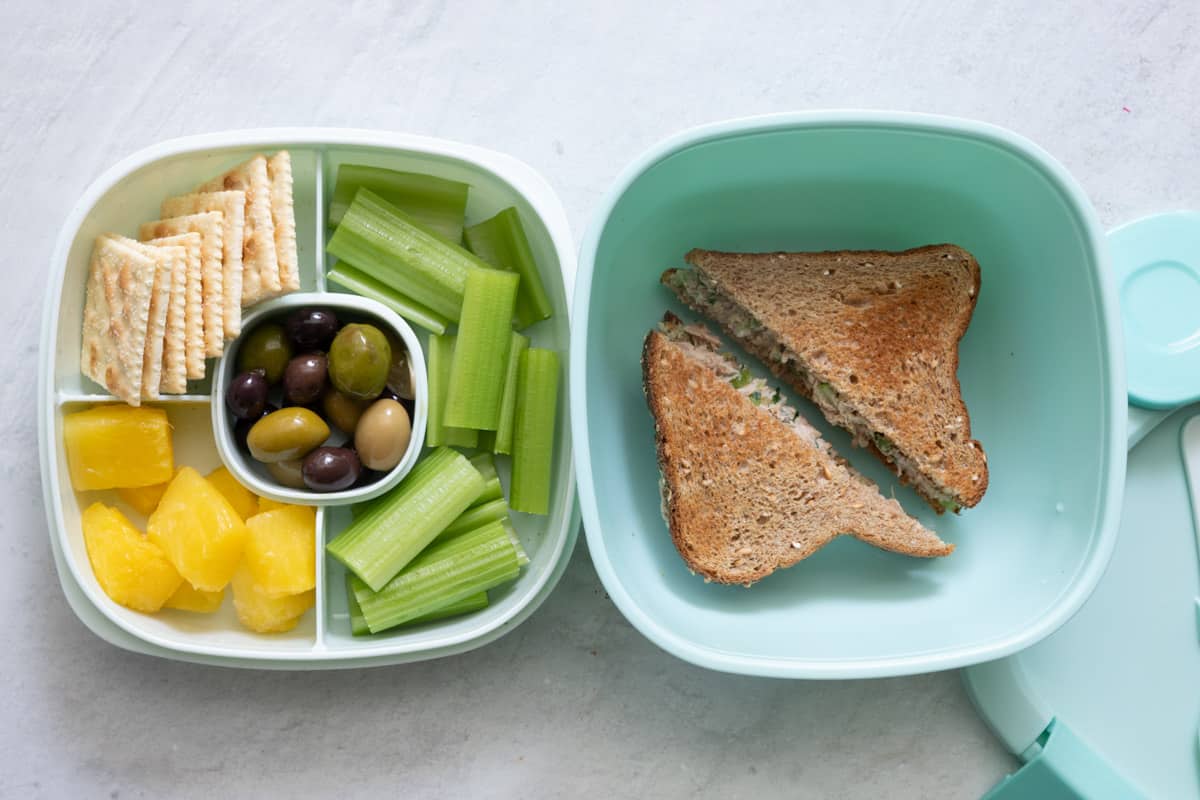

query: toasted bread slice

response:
[664,246,988,513]
[643,314,952,586]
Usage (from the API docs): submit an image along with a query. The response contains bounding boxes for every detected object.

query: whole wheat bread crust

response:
[673,245,989,510]
[643,322,952,586]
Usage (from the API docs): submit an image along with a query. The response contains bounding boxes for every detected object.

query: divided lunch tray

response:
[39,130,579,667]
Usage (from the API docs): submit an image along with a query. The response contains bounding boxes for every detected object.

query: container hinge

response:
[982,718,1143,799]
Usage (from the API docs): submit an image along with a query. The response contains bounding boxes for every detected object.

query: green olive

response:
[237,323,293,384]
[266,459,307,489]
[246,407,330,462]
[321,387,371,434]
[328,323,391,401]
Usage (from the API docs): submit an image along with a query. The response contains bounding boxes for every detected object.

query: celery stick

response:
[426,334,479,449]
[346,572,486,635]
[444,426,478,449]
[510,349,559,515]
[329,164,469,243]
[327,189,491,320]
[444,269,520,430]
[468,453,503,505]
[353,520,522,633]
[327,447,485,591]
[492,332,530,455]
[503,519,531,567]
[346,574,369,635]
[435,498,508,543]
[327,262,450,335]
[464,208,554,329]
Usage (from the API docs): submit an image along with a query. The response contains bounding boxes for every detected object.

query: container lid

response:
[964,214,1200,798]
[1110,211,1200,409]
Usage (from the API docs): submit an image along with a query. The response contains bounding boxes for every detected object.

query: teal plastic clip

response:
[983,719,1141,799]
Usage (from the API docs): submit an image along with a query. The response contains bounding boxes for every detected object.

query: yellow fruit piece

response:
[256,496,289,513]
[231,562,315,633]
[117,481,170,517]
[205,466,259,521]
[64,405,174,491]
[163,582,225,613]
[148,467,248,591]
[244,506,317,597]
[82,502,182,612]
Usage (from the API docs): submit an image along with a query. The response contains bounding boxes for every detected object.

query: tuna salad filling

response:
[667,269,962,512]
[663,320,827,451]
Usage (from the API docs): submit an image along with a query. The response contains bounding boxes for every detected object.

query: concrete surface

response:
[3,0,1197,797]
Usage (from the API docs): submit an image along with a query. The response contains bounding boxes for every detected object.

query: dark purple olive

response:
[301,446,362,492]
[226,370,270,420]
[285,307,339,352]
[375,387,415,420]
[356,468,385,488]
[283,353,328,406]
[233,403,278,450]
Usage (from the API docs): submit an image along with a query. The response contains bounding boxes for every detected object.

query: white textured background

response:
[3,1,1197,797]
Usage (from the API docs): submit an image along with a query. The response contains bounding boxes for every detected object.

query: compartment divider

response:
[312,505,328,650]
[57,391,212,406]
[313,147,327,291]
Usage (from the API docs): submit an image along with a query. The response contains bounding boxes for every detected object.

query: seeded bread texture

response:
[670,246,988,511]
[642,322,953,586]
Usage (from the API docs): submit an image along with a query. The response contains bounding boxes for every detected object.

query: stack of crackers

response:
[81,151,301,405]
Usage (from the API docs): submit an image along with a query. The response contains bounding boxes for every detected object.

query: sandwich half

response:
[663,246,988,513]
[643,313,953,586]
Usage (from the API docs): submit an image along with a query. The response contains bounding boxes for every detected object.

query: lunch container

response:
[212,292,430,507]
[572,110,1198,680]
[40,129,578,666]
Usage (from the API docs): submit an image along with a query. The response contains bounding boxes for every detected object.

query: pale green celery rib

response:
[435,498,509,543]
[346,570,486,636]
[328,164,469,243]
[426,334,480,448]
[492,332,530,455]
[503,519,530,567]
[468,452,503,506]
[443,269,520,430]
[327,262,450,335]
[327,188,491,320]
[509,348,560,515]
[326,447,485,591]
[353,520,522,633]
[463,207,554,329]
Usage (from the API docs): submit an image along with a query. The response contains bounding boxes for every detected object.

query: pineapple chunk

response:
[148,467,248,591]
[82,502,182,612]
[244,506,317,597]
[163,582,225,613]
[231,563,314,633]
[64,405,173,491]
[256,496,289,514]
[205,466,259,521]
[117,480,170,517]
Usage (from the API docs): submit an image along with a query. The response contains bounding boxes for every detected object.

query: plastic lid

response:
[964,405,1200,798]
[1109,211,1200,409]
